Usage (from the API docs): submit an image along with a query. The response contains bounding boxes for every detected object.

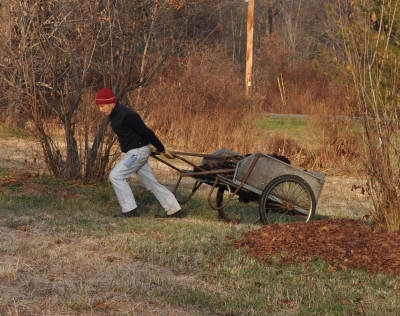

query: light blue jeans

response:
[109,145,181,214]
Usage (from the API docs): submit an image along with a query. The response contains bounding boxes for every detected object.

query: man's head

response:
[96,88,117,116]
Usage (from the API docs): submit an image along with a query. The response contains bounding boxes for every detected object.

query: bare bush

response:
[321,0,400,231]
[131,46,259,155]
[264,136,308,166]
[0,0,183,182]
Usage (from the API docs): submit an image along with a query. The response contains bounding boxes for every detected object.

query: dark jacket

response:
[109,103,164,153]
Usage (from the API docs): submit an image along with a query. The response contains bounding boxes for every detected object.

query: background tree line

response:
[0,0,338,182]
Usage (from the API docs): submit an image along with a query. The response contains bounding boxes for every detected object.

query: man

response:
[95,87,182,218]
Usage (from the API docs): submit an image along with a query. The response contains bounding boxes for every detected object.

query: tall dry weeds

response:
[132,46,260,155]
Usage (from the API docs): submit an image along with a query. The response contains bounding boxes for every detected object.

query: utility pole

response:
[245,0,254,96]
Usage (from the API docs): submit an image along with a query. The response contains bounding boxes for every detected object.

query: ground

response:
[0,223,203,316]
[1,136,399,315]
[1,169,399,277]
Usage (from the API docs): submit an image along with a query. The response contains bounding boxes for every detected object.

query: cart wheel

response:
[217,188,260,224]
[259,175,316,225]
[216,188,226,219]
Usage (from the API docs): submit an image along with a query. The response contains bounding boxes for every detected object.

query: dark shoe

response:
[113,209,139,218]
[155,210,182,219]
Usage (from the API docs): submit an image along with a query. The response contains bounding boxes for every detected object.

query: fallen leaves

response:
[235,218,400,276]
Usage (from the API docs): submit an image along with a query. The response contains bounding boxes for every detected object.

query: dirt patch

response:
[235,218,400,276]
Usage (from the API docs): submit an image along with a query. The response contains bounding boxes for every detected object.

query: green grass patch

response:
[258,117,307,136]
[256,116,323,154]
[0,124,33,139]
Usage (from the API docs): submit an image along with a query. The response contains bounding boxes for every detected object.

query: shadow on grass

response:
[314,214,330,221]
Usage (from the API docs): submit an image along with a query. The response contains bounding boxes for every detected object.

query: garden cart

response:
[151,148,325,225]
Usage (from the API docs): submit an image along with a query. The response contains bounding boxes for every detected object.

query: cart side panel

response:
[234,153,325,202]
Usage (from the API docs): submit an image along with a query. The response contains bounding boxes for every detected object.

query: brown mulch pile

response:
[235,218,400,276]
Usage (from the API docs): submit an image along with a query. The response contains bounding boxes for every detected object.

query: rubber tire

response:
[216,188,226,219]
[259,174,316,225]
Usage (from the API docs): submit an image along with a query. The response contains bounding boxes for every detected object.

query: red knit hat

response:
[95,88,117,105]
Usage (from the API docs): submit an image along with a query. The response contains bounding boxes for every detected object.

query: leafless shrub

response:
[320,0,400,231]
[132,45,259,155]
[0,0,184,182]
